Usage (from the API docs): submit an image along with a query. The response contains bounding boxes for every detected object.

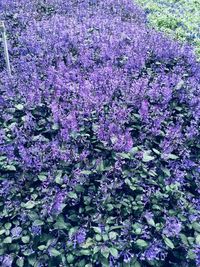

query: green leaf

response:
[80,249,91,256]
[49,248,61,257]
[81,238,93,248]
[187,249,196,260]
[101,246,110,258]
[135,239,148,248]
[109,247,118,258]
[116,152,131,159]
[162,167,171,177]
[129,146,139,155]
[24,201,36,209]
[152,148,160,155]
[54,216,67,230]
[192,222,200,232]
[81,170,92,175]
[93,227,102,234]
[4,165,16,171]
[132,261,141,267]
[38,174,47,182]
[15,104,24,110]
[38,245,47,251]
[196,234,200,245]
[3,237,12,243]
[95,234,102,241]
[109,231,118,240]
[55,170,63,184]
[68,192,78,199]
[5,223,12,230]
[67,254,74,263]
[164,237,174,249]
[16,258,24,267]
[22,236,30,243]
[33,220,44,226]
[166,154,179,160]
[142,151,155,162]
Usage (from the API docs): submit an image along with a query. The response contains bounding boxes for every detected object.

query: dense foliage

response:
[135,0,200,59]
[0,0,200,266]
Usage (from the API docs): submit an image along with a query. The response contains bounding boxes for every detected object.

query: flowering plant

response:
[0,0,200,266]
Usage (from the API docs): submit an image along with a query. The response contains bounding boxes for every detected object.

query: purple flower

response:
[75,228,87,245]
[144,242,164,261]
[11,226,22,238]
[31,225,42,236]
[163,217,182,237]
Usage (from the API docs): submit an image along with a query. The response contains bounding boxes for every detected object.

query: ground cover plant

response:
[0,0,200,266]
[135,0,200,59]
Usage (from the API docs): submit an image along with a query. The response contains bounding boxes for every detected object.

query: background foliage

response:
[135,0,200,59]
[0,0,200,266]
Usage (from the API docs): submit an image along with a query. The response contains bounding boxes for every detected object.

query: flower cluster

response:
[0,0,200,266]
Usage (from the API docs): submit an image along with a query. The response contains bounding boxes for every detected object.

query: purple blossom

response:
[11,226,22,238]
[163,217,182,237]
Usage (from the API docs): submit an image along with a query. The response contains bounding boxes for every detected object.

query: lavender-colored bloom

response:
[31,225,42,236]
[50,191,66,215]
[11,226,22,238]
[144,242,163,261]
[122,251,134,263]
[2,255,13,267]
[194,246,200,266]
[75,228,87,245]
[163,217,182,237]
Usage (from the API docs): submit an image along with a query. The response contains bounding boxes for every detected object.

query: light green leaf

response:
[15,104,24,110]
[109,247,118,258]
[4,237,12,243]
[142,151,155,162]
[68,192,78,199]
[16,258,24,267]
[38,245,47,251]
[164,237,174,249]
[22,236,30,243]
[109,231,118,240]
[24,201,36,209]
[4,165,16,171]
[135,239,148,248]
[50,248,61,257]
